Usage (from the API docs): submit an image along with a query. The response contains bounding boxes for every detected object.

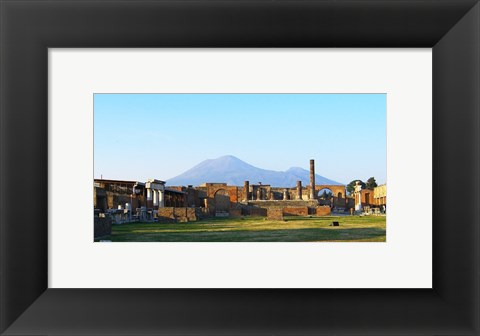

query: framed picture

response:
[1,1,479,335]
[49,49,430,289]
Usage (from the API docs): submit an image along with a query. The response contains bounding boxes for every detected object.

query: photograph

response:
[3,0,478,334]
[93,93,386,242]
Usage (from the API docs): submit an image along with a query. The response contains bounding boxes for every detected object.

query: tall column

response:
[244,181,249,201]
[159,190,164,207]
[153,189,158,207]
[146,188,153,209]
[283,189,288,200]
[309,159,316,199]
[296,181,302,200]
[354,181,363,211]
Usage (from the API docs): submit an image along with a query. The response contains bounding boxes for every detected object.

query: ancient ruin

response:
[94,159,387,237]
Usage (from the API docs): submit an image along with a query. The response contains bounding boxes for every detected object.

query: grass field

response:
[106,215,386,242]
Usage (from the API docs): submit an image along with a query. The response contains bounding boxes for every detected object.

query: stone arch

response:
[317,187,334,199]
[214,189,231,212]
[315,185,347,208]
[317,187,334,206]
[315,185,346,198]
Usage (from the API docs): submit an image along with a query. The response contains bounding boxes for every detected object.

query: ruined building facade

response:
[94,159,386,227]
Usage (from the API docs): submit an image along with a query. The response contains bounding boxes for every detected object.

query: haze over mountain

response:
[166,155,343,187]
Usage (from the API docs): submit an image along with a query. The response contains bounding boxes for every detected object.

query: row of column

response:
[241,159,317,201]
[242,179,313,201]
[146,188,165,207]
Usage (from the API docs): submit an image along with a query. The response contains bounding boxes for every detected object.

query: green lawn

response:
[105,215,386,242]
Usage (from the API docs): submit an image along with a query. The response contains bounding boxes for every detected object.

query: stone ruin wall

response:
[95,180,349,224]
[267,208,284,221]
[316,206,332,216]
[106,193,146,210]
[283,207,309,216]
[233,186,349,203]
[157,207,203,223]
[94,216,112,239]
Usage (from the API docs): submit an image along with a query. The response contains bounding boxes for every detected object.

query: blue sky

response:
[94,93,386,185]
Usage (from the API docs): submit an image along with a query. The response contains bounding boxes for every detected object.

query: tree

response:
[347,180,365,195]
[365,177,378,189]
[319,189,332,200]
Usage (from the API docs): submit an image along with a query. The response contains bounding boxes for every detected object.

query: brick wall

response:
[229,209,242,217]
[248,208,268,217]
[316,206,331,216]
[174,208,188,222]
[283,207,308,216]
[157,207,197,222]
[248,200,315,207]
[158,207,175,221]
[228,187,239,203]
[267,208,284,221]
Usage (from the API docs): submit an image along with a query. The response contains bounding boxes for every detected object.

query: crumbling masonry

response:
[94,159,386,232]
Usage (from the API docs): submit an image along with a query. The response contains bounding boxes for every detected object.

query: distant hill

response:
[166,155,343,187]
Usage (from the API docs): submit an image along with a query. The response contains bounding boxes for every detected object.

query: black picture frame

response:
[1,0,479,335]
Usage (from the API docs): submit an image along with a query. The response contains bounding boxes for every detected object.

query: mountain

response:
[166,155,343,187]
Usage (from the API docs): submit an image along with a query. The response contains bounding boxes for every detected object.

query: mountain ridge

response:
[166,155,343,187]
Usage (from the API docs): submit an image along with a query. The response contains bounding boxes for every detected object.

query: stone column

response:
[125,202,132,221]
[244,181,249,201]
[296,181,302,200]
[309,159,316,199]
[153,189,158,207]
[283,189,288,200]
[158,190,164,207]
[354,181,363,211]
[146,188,152,208]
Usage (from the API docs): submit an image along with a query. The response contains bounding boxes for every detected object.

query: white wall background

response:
[49,49,432,288]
